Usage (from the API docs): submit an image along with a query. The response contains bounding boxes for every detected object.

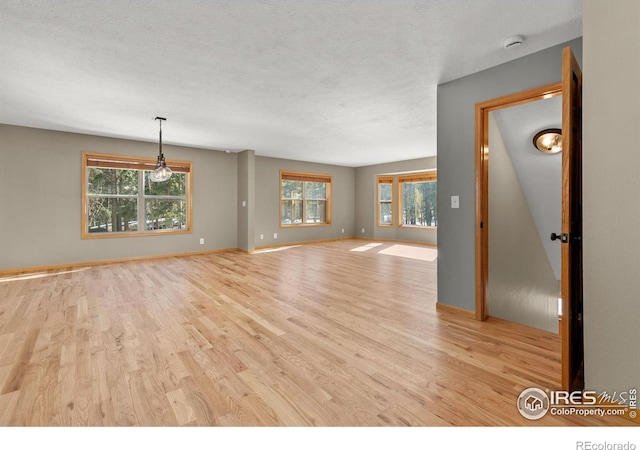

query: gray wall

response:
[0,125,432,270]
[254,156,355,247]
[354,157,437,244]
[488,114,559,333]
[237,149,255,251]
[0,124,238,270]
[436,38,582,311]
[583,0,640,393]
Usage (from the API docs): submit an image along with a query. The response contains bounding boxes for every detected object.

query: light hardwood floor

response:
[0,240,633,426]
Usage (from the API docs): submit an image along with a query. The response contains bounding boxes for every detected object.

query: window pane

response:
[379,183,392,202]
[87,197,138,233]
[144,172,187,196]
[379,203,392,225]
[88,168,138,195]
[305,200,326,223]
[281,199,303,224]
[305,182,326,200]
[423,181,437,226]
[281,200,292,224]
[402,181,437,227]
[402,182,416,225]
[281,180,302,199]
[145,199,187,230]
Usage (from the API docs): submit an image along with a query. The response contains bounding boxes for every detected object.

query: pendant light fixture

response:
[150,116,172,182]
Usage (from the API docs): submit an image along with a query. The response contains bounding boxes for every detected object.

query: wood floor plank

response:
[0,239,634,426]
[1,317,42,394]
[0,390,20,426]
[238,368,310,426]
[0,364,12,393]
[166,387,196,425]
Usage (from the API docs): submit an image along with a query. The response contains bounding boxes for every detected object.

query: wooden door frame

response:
[474,82,563,321]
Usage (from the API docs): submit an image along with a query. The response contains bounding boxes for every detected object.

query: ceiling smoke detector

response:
[504,35,525,49]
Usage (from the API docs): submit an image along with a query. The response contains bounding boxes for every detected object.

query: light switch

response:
[242,200,246,207]
[451,195,460,209]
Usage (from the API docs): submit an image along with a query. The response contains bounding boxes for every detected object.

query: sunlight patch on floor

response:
[0,267,92,283]
[378,244,438,262]
[349,243,384,252]
[253,245,301,254]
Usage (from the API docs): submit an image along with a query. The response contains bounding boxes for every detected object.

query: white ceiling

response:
[0,0,582,167]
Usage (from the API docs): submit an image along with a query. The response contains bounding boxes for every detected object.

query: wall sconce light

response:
[533,128,562,154]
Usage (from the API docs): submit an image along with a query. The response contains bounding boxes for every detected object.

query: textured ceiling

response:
[0,0,582,167]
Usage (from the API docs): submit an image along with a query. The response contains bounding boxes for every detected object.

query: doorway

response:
[474,82,562,322]
[486,98,562,333]
[474,46,584,393]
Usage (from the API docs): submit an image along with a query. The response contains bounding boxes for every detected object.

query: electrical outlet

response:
[260,234,264,240]
[199,238,204,245]
[274,233,278,239]
[242,200,246,207]
[341,228,344,233]
[362,228,365,234]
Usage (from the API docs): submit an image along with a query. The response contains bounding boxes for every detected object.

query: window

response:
[399,171,437,227]
[377,176,394,226]
[82,152,192,238]
[280,171,332,226]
